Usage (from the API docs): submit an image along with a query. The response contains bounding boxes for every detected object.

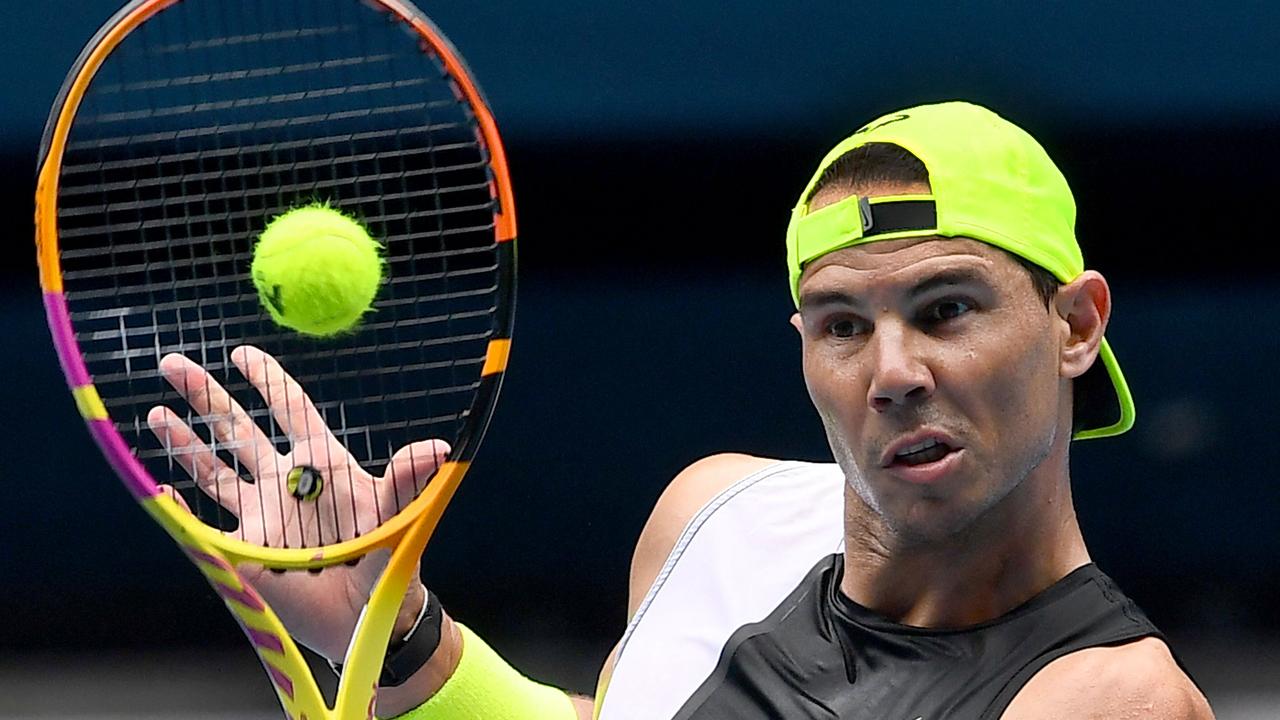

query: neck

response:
[839,443,1090,628]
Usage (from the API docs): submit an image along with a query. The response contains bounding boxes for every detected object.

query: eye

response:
[923,298,974,323]
[825,316,868,339]
[829,319,856,338]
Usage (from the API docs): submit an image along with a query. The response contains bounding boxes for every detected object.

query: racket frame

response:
[35,1,516,717]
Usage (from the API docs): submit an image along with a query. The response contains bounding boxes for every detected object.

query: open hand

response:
[147,345,445,660]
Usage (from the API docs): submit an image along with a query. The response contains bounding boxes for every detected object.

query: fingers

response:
[147,405,253,518]
[158,353,277,476]
[231,345,335,447]
[379,439,451,515]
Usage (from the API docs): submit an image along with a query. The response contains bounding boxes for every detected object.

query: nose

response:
[866,322,934,412]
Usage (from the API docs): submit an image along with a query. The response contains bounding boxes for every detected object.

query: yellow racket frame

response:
[35,1,517,717]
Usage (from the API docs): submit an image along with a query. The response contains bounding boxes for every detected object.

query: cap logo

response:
[855,113,909,135]
[858,196,874,232]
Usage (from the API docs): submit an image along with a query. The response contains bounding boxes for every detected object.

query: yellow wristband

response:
[384,623,577,720]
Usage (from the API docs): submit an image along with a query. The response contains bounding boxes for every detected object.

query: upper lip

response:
[880,430,962,467]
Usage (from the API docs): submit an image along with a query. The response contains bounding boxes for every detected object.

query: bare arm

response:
[1002,636,1214,720]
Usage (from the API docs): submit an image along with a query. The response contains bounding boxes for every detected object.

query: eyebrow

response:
[799,267,990,310]
[907,268,990,298]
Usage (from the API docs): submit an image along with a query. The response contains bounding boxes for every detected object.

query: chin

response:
[850,471,1009,547]
[840,427,1057,547]
[889,505,991,546]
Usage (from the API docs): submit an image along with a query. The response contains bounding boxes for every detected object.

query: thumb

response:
[380,439,451,513]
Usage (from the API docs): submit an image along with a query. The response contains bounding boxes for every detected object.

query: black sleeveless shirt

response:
[673,554,1166,719]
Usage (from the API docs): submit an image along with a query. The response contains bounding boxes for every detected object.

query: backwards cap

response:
[784,101,1134,440]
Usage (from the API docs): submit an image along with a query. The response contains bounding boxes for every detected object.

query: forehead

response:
[798,236,1028,302]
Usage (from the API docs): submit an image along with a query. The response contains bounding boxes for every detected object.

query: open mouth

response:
[891,437,955,466]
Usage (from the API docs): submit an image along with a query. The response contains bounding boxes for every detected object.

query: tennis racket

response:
[35,1,515,718]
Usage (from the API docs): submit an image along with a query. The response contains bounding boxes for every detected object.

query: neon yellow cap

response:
[785,101,1134,440]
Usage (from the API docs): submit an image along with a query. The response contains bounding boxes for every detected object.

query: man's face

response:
[793,214,1070,545]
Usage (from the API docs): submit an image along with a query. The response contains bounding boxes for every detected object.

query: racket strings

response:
[84,44,378,94]
[365,10,420,521]
[59,126,478,182]
[57,153,488,213]
[55,0,503,549]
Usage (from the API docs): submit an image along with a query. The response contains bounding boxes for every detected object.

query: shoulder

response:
[626,453,783,618]
[1003,637,1214,719]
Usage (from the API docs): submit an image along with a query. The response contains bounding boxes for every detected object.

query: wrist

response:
[377,613,463,717]
[328,585,450,690]
[391,582,428,643]
[380,587,445,687]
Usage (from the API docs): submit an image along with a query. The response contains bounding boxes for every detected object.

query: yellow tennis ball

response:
[251,204,383,337]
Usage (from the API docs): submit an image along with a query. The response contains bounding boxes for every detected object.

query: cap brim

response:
[1072,338,1135,439]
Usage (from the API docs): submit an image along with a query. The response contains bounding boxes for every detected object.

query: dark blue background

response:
[2,0,1277,688]
[8,1,1280,143]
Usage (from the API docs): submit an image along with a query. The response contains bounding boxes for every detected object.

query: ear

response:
[789,312,803,335]
[1054,270,1110,381]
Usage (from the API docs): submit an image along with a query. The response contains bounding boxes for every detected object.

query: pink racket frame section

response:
[44,291,159,500]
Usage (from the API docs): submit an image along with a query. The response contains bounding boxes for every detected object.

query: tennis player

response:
[170,101,1214,718]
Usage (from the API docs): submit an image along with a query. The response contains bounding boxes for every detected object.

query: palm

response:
[147,345,446,660]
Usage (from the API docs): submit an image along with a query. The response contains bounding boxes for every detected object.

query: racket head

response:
[36,0,516,568]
